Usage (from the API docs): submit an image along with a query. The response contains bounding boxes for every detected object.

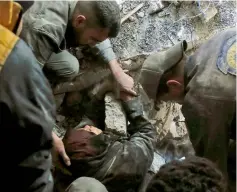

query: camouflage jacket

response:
[20,1,116,67]
[182,28,236,176]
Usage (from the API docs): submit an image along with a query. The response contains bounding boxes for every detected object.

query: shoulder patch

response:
[217,35,236,76]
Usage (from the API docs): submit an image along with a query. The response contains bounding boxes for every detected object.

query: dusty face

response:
[72,15,109,47]
[75,27,109,46]
[80,125,102,135]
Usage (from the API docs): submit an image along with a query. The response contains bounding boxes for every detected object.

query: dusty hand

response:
[120,91,135,102]
[115,71,137,96]
[52,132,71,167]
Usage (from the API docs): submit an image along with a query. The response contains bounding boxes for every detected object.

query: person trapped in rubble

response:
[139,28,236,190]
[0,1,56,191]
[20,0,138,169]
[53,93,155,192]
[64,156,226,192]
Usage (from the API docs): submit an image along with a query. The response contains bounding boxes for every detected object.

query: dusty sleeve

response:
[0,40,56,191]
[103,98,155,191]
[90,39,117,64]
[20,25,59,67]
[123,97,155,164]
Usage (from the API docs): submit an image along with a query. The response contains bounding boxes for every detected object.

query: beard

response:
[65,24,84,48]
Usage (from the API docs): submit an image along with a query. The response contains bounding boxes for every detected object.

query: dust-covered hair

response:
[74,1,120,37]
[147,156,226,192]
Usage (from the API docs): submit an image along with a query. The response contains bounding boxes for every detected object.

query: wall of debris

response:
[55,1,236,144]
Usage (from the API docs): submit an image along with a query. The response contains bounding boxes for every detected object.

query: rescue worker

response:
[146,156,226,192]
[20,1,136,96]
[0,1,56,191]
[20,1,137,168]
[65,177,108,192]
[140,28,236,190]
[53,93,155,192]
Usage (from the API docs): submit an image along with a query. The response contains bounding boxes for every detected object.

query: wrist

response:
[109,59,123,77]
[52,132,60,143]
[114,70,124,78]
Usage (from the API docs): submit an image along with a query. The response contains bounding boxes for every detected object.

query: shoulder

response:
[5,39,43,77]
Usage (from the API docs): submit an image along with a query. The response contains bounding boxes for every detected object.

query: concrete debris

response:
[200,3,218,23]
[145,100,187,141]
[158,12,170,18]
[128,16,136,22]
[53,65,111,95]
[105,93,127,136]
[121,3,144,24]
[56,115,65,123]
[88,77,114,100]
[54,1,236,145]
[137,11,145,18]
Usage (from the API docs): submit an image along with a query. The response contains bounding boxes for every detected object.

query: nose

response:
[88,40,97,47]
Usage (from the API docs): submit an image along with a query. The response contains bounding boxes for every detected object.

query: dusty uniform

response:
[140,28,236,190]
[0,21,55,192]
[54,98,155,192]
[20,1,116,83]
[0,2,56,191]
[182,29,236,178]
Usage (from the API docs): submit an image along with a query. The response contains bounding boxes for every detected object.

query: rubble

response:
[55,1,236,142]
[199,2,218,23]
[56,115,65,123]
[104,93,127,136]
[128,16,136,22]
[137,11,145,18]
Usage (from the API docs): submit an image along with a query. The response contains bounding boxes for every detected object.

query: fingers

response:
[123,69,129,73]
[59,149,71,166]
[126,89,137,96]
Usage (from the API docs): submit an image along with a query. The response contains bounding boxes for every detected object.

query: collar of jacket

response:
[184,55,198,91]
[69,0,78,21]
[0,24,19,68]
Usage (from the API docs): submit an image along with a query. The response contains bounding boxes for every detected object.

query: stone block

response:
[104,93,127,136]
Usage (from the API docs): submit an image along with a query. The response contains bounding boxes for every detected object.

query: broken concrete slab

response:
[200,3,218,23]
[105,92,127,136]
[137,11,145,18]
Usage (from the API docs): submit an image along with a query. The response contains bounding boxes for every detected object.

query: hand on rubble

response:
[109,59,137,96]
[116,71,137,96]
[52,132,71,175]
[120,91,134,102]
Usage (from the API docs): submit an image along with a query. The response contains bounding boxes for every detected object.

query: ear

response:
[166,80,183,95]
[74,15,86,28]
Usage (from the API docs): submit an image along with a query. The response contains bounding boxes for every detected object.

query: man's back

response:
[0,25,56,191]
[21,1,77,66]
[182,28,236,177]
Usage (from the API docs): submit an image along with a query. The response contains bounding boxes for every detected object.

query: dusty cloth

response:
[43,50,79,85]
[182,28,236,180]
[20,1,116,68]
[54,97,155,192]
[66,177,108,192]
[0,25,56,191]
